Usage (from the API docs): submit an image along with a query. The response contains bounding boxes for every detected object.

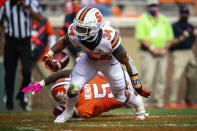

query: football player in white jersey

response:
[32,7,152,123]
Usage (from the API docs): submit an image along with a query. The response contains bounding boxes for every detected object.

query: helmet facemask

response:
[73,19,101,41]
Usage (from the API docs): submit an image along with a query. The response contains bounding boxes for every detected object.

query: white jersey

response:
[67,23,121,62]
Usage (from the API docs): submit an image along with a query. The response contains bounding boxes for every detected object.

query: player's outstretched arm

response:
[113,45,152,97]
[22,70,72,94]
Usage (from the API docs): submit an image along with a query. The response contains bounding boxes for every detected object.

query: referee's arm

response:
[17,0,44,22]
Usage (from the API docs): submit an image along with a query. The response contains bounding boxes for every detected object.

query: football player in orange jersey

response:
[23,69,148,120]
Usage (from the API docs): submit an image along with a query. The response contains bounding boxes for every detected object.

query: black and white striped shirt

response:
[0,0,39,39]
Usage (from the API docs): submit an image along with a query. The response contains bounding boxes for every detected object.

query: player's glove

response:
[43,56,58,72]
[42,50,58,72]
[22,83,42,95]
[55,91,67,104]
[131,74,152,97]
[135,86,152,98]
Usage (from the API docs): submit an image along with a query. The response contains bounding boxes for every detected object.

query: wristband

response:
[149,45,155,51]
[39,80,45,87]
[130,74,142,89]
[47,50,54,57]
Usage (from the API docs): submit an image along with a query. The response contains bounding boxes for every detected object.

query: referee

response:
[0,0,43,110]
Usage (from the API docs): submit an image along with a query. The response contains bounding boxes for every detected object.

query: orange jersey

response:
[76,75,123,118]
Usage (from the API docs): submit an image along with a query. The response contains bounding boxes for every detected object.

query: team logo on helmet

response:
[73,7,103,40]
[51,78,71,104]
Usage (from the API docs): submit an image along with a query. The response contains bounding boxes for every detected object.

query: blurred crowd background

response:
[0,0,197,111]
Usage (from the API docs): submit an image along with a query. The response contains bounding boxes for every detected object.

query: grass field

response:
[0,108,197,131]
[1,37,197,131]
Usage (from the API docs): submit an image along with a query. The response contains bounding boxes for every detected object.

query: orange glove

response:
[131,74,152,97]
[43,56,58,72]
[135,86,152,97]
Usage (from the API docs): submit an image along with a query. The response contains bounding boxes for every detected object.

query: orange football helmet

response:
[51,77,71,104]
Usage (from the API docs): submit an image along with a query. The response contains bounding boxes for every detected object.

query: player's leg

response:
[126,90,148,120]
[98,61,148,120]
[98,61,127,103]
[54,54,98,123]
[124,71,148,120]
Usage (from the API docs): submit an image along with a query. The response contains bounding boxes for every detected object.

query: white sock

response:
[126,91,146,114]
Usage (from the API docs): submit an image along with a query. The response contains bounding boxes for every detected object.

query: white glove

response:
[56,91,67,104]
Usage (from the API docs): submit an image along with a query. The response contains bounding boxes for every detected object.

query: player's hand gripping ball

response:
[51,51,70,71]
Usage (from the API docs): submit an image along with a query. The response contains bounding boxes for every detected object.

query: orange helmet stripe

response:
[79,7,92,22]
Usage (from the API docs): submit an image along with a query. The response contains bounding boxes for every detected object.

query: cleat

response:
[54,108,74,123]
[54,114,69,123]
[136,112,149,120]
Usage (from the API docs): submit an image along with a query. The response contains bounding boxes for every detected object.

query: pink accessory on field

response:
[53,105,65,116]
[22,83,42,95]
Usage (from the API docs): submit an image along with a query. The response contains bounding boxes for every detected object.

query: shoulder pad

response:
[111,31,120,49]
[101,25,121,49]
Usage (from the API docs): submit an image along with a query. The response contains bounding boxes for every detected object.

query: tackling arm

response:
[45,69,72,85]
[113,45,152,97]
[22,69,72,94]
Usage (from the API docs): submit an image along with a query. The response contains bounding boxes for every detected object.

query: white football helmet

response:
[73,7,103,40]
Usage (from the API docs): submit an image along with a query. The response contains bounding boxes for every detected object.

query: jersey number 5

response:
[93,83,113,99]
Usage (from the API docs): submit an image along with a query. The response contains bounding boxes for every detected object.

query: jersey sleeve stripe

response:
[79,7,92,22]
[111,32,119,48]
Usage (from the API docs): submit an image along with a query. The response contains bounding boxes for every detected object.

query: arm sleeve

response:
[112,44,124,56]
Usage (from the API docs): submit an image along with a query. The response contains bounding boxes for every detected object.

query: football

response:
[51,78,70,104]
[51,51,69,71]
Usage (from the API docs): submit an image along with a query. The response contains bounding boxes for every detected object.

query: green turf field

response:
[0,38,197,131]
[0,108,197,131]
